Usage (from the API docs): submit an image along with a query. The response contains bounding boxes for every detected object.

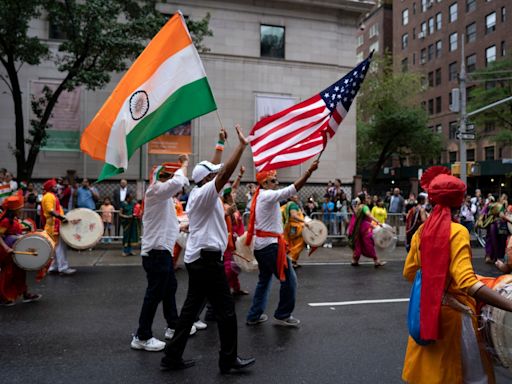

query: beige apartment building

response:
[0,0,372,186]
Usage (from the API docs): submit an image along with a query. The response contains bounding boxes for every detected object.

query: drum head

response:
[234,232,258,273]
[13,233,54,270]
[373,224,397,251]
[176,231,188,248]
[59,208,104,250]
[302,220,328,247]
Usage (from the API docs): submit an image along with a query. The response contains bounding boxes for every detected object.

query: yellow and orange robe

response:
[282,201,305,263]
[402,223,495,384]
[41,191,63,242]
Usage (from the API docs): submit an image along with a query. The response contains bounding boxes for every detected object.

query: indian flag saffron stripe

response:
[80,12,217,181]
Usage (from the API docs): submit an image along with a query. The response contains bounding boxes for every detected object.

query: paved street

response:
[1,245,511,383]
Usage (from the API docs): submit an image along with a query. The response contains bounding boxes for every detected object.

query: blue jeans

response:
[246,243,297,321]
[136,250,178,340]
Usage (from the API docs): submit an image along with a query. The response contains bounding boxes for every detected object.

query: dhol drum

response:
[12,231,55,271]
[480,277,512,373]
[372,223,397,255]
[302,218,328,248]
[59,208,104,250]
[234,232,258,272]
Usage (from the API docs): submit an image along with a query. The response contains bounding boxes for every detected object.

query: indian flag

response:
[80,12,217,181]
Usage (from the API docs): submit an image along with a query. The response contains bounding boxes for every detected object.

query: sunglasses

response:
[268,178,277,184]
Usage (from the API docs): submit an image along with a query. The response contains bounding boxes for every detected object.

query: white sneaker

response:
[130,336,165,351]
[273,315,301,327]
[164,325,197,340]
[193,320,208,330]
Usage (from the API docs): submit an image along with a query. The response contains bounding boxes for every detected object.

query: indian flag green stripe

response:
[98,77,216,180]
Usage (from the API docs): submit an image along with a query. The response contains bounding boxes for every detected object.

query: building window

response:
[466,23,476,43]
[485,146,495,161]
[421,101,427,111]
[486,12,496,34]
[369,23,379,38]
[369,41,379,53]
[402,9,409,26]
[428,44,435,61]
[428,17,435,35]
[466,54,476,72]
[428,99,434,115]
[413,52,416,65]
[435,68,442,85]
[420,48,427,64]
[435,40,443,58]
[502,41,506,57]
[401,57,409,72]
[436,12,442,30]
[449,32,458,52]
[436,124,443,134]
[466,0,476,13]
[402,33,409,49]
[485,122,496,132]
[421,0,428,12]
[467,149,475,161]
[449,151,458,162]
[449,3,458,23]
[486,45,496,65]
[436,96,442,113]
[428,71,434,87]
[260,25,285,59]
[502,7,506,22]
[449,61,458,81]
[449,121,458,140]
[49,20,67,40]
[357,35,364,47]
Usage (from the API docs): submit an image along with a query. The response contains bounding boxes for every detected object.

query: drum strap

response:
[256,229,287,282]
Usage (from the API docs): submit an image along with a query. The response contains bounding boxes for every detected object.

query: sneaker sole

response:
[130,343,165,352]
[273,318,301,327]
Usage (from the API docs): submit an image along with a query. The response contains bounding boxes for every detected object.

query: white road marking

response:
[308,298,410,307]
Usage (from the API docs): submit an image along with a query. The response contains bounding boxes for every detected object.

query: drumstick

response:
[233,251,252,263]
[14,251,39,256]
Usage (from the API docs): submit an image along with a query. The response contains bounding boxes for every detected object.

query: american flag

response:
[249,53,372,171]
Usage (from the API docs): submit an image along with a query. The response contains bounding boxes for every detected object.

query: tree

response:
[0,1,212,181]
[467,56,512,146]
[357,54,442,189]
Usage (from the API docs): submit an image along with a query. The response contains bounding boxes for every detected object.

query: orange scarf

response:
[246,187,288,281]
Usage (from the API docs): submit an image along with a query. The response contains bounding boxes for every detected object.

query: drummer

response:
[245,160,319,327]
[0,194,42,306]
[282,195,308,269]
[41,179,76,276]
[402,166,512,383]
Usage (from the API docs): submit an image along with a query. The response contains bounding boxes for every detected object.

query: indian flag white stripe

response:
[105,44,206,170]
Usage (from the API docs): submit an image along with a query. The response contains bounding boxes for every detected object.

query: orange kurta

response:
[402,223,495,384]
[41,192,63,241]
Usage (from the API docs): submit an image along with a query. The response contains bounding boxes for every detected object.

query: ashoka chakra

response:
[129,90,150,120]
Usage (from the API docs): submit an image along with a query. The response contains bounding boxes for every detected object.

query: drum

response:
[480,279,512,372]
[234,232,258,272]
[302,218,328,247]
[176,231,188,249]
[373,223,397,250]
[12,231,55,271]
[59,208,104,250]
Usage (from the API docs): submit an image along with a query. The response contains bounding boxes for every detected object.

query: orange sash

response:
[255,229,288,281]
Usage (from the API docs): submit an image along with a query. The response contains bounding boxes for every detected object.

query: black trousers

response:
[163,250,237,364]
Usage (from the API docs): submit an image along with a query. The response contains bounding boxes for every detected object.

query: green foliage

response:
[356,54,442,186]
[467,56,512,143]
[0,0,212,180]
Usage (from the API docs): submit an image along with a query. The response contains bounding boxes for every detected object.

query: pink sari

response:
[347,205,377,261]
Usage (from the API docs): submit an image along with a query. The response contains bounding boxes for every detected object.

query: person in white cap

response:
[131,155,197,352]
[161,125,255,374]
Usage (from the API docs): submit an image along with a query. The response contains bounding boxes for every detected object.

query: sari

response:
[347,204,377,261]
[120,201,139,250]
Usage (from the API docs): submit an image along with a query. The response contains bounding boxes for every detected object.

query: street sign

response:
[466,123,475,131]
[456,131,476,140]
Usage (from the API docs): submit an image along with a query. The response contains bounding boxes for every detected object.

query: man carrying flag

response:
[80,12,217,181]
[245,161,319,327]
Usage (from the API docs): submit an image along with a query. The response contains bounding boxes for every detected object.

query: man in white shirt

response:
[245,160,319,327]
[131,156,196,353]
[161,125,255,374]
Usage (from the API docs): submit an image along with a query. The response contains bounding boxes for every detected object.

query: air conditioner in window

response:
[418,31,425,39]
[427,1,434,9]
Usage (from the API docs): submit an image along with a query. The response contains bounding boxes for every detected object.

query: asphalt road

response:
[1,247,511,384]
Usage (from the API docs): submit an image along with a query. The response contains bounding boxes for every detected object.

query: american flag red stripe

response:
[249,53,372,172]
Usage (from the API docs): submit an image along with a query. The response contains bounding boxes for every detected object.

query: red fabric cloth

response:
[43,179,57,192]
[255,229,288,281]
[0,217,26,301]
[419,172,466,341]
[256,170,276,185]
[2,195,24,211]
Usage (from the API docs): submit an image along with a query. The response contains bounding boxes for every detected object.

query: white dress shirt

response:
[120,187,127,203]
[254,184,297,251]
[184,178,227,264]
[140,169,188,256]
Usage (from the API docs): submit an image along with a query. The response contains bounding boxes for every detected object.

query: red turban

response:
[43,179,57,192]
[256,170,276,185]
[418,167,466,342]
[2,195,24,211]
